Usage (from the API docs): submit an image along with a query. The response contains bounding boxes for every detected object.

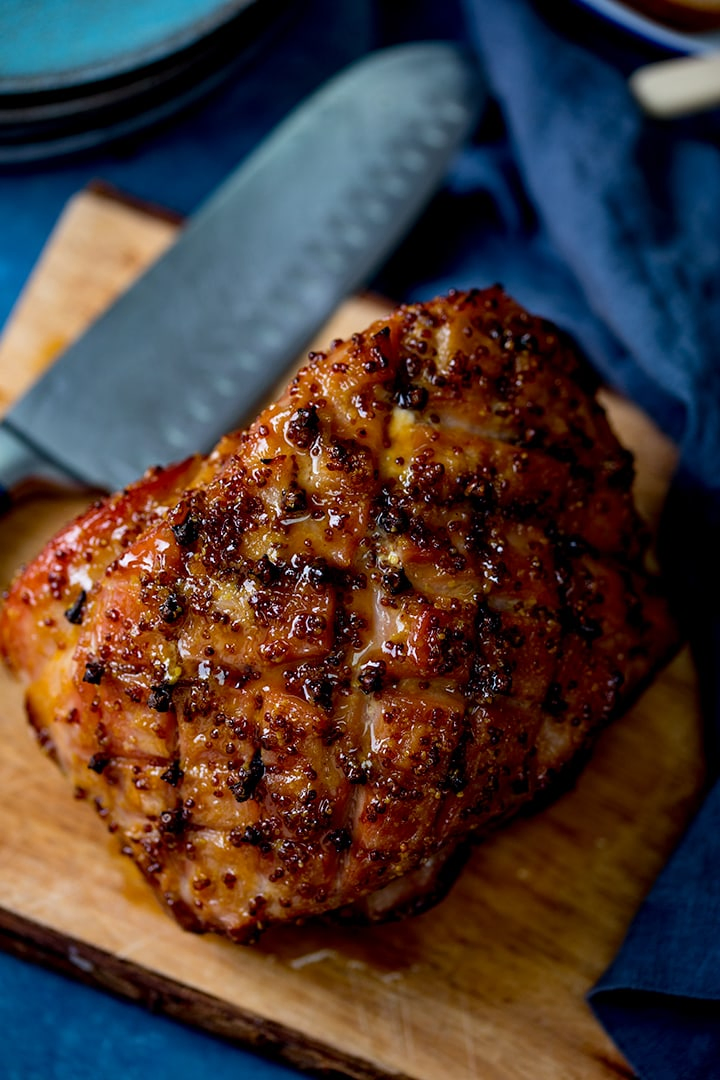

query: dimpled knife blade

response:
[0,43,483,493]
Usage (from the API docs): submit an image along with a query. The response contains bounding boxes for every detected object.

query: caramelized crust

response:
[0,288,675,941]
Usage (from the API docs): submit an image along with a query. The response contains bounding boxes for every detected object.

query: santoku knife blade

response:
[0,43,483,495]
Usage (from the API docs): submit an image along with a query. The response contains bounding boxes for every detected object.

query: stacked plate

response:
[0,0,291,163]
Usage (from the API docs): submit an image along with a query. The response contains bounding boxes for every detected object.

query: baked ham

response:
[0,288,674,941]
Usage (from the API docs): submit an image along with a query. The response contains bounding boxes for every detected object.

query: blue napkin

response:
[442,3,720,1077]
[3,2,720,1078]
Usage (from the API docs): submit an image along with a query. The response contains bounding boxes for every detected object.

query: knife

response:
[0,43,483,497]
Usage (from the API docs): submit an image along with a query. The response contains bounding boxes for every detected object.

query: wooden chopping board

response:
[0,186,704,1080]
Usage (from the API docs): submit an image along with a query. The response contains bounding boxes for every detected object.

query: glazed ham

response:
[0,289,674,941]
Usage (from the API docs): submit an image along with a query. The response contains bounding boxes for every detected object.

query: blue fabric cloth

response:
[448,4,720,1078]
[3,2,720,1078]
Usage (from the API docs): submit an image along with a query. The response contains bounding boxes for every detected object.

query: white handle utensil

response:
[630,51,720,118]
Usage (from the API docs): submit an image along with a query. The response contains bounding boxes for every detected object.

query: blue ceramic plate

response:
[573,0,720,53]
[0,0,293,163]
[0,0,258,92]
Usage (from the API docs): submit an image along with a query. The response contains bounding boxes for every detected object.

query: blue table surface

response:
[0,950,301,1080]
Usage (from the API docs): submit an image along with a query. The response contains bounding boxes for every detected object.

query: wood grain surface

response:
[0,187,704,1080]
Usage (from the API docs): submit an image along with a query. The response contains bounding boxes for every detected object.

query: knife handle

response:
[0,422,84,505]
[630,53,720,119]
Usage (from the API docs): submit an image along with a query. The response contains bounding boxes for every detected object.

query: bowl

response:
[573,0,720,53]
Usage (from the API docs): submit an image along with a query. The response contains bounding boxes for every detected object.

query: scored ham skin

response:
[0,288,675,941]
